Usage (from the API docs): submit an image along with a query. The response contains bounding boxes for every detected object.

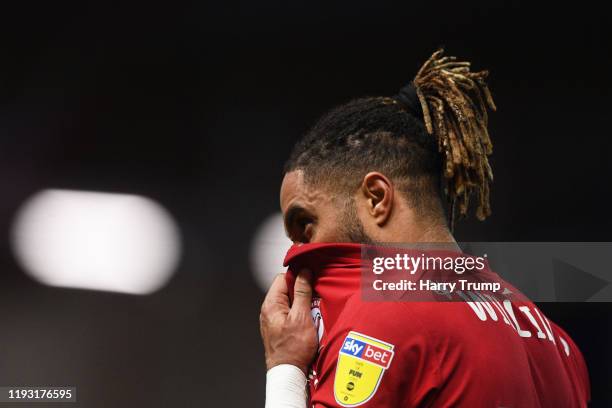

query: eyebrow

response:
[283,204,305,238]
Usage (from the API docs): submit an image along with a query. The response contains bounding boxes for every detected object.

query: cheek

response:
[310,214,345,243]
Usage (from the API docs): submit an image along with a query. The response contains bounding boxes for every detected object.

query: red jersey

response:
[284,243,590,408]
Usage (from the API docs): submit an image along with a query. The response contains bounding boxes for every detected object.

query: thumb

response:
[290,268,313,313]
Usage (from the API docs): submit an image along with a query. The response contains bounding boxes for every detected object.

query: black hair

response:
[285,49,496,229]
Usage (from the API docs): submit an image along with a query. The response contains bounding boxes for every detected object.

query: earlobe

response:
[361,172,394,226]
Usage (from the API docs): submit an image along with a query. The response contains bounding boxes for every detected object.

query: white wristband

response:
[265,364,308,408]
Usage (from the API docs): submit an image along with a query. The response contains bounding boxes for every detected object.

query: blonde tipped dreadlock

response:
[412,49,496,229]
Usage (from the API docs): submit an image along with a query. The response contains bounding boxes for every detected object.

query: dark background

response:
[0,1,610,406]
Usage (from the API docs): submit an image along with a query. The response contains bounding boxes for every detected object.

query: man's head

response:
[280,50,496,244]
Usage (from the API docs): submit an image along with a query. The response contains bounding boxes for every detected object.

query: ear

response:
[359,172,394,226]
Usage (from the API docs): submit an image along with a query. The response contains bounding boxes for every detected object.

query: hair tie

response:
[394,82,423,119]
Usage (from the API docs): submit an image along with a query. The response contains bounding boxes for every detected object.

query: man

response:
[260,50,590,407]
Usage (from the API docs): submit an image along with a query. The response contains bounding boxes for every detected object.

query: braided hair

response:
[285,49,496,230]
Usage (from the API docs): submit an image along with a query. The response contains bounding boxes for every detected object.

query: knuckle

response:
[260,303,272,318]
[294,288,312,298]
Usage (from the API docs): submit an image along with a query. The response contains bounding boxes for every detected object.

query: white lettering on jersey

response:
[519,306,547,339]
[534,308,556,344]
[458,292,564,347]
[503,299,532,338]
[559,337,571,356]
[456,290,498,321]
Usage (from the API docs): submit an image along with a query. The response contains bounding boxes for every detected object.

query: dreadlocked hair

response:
[285,49,496,230]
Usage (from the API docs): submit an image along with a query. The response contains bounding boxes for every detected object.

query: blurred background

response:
[0,0,610,406]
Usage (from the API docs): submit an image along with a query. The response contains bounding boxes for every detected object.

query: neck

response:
[376,215,459,250]
[410,223,456,243]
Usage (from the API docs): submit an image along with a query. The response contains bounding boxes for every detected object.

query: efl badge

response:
[334,331,395,407]
[311,298,325,343]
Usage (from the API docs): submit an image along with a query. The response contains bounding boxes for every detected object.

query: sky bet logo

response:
[340,336,394,369]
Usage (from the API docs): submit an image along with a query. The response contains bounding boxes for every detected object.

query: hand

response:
[260,270,318,375]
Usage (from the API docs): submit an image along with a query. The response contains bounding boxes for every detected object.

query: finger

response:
[290,269,313,314]
[263,273,290,309]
